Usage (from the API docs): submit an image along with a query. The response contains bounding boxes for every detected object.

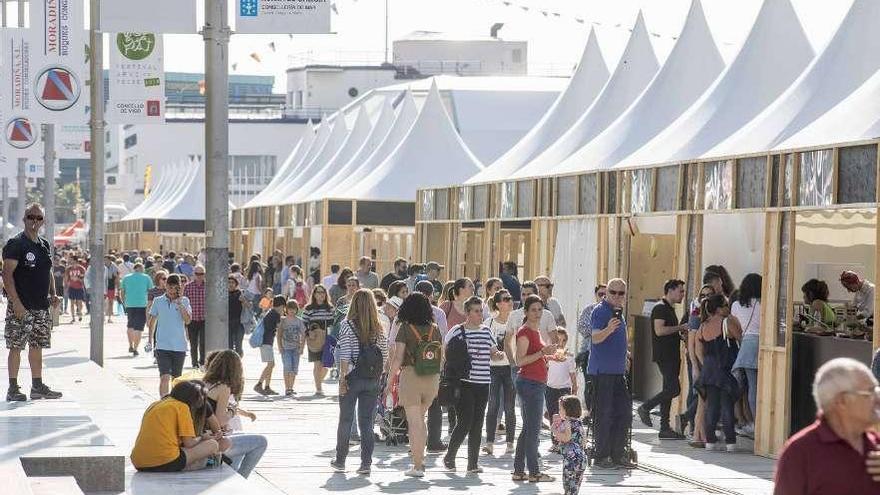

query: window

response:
[629,169,653,213]
[512,48,523,63]
[421,190,435,220]
[579,174,598,214]
[703,160,733,210]
[473,185,489,219]
[838,145,877,204]
[797,149,832,207]
[655,166,678,212]
[500,182,516,218]
[557,176,577,216]
[736,156,766,209]
[517,180,535,217]
[434,189,449,221]
[295,91,304,108]
[124,134,138,149]
[458,186,473,220]
[107,176,117,185]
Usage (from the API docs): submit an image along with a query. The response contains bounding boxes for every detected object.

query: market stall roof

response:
[154,157,204,220]
[244,121,314,208]
[123,160,182,220]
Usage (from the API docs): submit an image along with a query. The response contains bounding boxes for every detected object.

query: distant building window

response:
[107,176,117,185]
[124,134,138,149]
[295,91,303,108]
[512,48,523,63]
[348,87,359,98]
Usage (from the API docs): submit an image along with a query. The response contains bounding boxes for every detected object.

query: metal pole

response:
[17,0,23,27]
[384,0,389,63]
[88,0,105,366]
[1,178,8,241]
[1,0,6,28]
[16,158,26,225]
[203,0,230,352]
[42,124,55,243]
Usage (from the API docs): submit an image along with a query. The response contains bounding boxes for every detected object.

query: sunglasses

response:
[195,272,206,276]
[501,296,513,302]
[608,290,626,296]
[26,215,44,221]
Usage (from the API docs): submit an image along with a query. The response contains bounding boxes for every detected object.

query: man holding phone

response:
[147,273,192,396]
[589,278,636,469]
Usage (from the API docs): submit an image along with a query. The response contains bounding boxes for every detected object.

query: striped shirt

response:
[302,305,335,330]
[336,319,388,376]
[447,324,494,384]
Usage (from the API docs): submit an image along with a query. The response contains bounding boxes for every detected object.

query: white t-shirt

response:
[506,308,557,345]
[730,299,761,336]
[547,354,576,389]
[484,316,510,367]
[545,297,565,325]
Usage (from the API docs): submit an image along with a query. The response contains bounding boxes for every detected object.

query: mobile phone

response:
[612,308,623,320]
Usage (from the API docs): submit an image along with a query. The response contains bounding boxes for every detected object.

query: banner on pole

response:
[108,33,165,124]
[57,123,91,159]
[235,0,332,34]
[101,0,197,34]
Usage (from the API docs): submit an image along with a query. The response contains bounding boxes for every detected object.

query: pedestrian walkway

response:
[3,313,775,494]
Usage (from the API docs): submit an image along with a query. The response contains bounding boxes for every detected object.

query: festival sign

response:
[108,33,165,124]
[101,0,197,34]
[236,0,331,34]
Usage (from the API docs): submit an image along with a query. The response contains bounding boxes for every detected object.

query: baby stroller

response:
[582,371,638,467]
[377,372,408,446]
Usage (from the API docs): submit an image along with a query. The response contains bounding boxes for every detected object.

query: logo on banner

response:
[5,118,37,149]
[34,67,82,111]
[240,0,259,16]
[116,33,156,61]
[147,100,161,116]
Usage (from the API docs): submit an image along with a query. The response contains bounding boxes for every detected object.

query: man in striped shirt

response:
[443,296,504,474]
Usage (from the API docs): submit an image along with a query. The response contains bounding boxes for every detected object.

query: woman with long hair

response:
[302,285,335,396]
[686,284,716,447]
[330,267,354,304]
[440,281,455,304]
[483,289,516,454]
[801,278,836,329]
[731,273,762,435]
[705,265,736,299]
[386,293,442,477]
[331,289,388,475]
[439,278,475,328]
[246,261,263,304]
[387,280,410,300]
[203,351,267,478]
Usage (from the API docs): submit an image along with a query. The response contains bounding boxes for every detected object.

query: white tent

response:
[124,158,204,221]
[505,12,659,179]
[622,0,814,167]
[302,99,396,202]
[245,123,316,208]
[122,162,174,220]
[465,28,609,184]
[709,0,880,157]
[344,82,484,201]
[124,161,187,220]
[159,157,205,220]
[551,0,725,176]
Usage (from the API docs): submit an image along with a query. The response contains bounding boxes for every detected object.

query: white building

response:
[285,65,398,120]
[393,30,528,77]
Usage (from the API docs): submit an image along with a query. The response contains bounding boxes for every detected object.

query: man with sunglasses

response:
[183,265,207,368]
[576,284,606,406]
[534,276,566,328]
[4,203,62,401]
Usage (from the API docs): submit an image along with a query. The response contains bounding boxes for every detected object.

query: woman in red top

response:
[512,294,558,482]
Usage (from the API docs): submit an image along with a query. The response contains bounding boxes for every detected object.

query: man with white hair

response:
[774,357,880,494]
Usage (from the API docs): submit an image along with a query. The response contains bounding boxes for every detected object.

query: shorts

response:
[127,307,147,331]
[67,287,86,301]
[135,449,187,472]
[260,344,275,363]
[5,307,51,350]
[398,366,440,408]
[281,348,301,374]
[308,350,323,363]
[156,350,186,377]
[105,289,116,300]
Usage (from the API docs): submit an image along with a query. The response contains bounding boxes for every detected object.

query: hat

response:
[426,261,445,271]
[388,296,403,309]
[840,271,861,285]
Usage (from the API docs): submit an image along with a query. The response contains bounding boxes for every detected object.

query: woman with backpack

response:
[282,265,310,308]
[386,293,443,478]
[440,278,475,328]
[331,289,388,475]
[302,285,335,396]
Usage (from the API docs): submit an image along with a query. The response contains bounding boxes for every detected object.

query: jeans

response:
[186,320,206,367]
[593,374,631,460]
[427,398,443,447]
[576,350,593,410]
[704,385,736,445]
[335,375,379,467]
[744,368,758,420]
[514,377,545,475]
[445,381,490,470]
[486,365,516,444]
[225,433,268,478]
[228,322,244,357]
[641,358,681,429]
[685,355,697,424]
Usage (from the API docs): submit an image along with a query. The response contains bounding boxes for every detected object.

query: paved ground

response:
[3,311,776,494]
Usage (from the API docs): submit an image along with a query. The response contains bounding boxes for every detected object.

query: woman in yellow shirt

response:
[131,380,228,472]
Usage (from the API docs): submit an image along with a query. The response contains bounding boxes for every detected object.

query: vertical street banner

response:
[236,0,332,34]
[101,0,197,34]
[108,33,165,124]
[1,29,42,152]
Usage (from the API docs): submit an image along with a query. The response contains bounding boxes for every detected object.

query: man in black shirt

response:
[4,203,62,401]
[380,257,408,292]
[637,279,687,439]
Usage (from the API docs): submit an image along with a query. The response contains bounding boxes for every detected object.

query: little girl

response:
[552,395,588,495]
[547,328,578,452]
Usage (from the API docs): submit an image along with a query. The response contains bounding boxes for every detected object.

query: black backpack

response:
[354,339,384,379]
[442,325,472,380]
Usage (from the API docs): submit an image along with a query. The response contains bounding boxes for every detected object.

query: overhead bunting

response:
[108,33,165,124]
[235,0,332,34]
[101,0,197,34]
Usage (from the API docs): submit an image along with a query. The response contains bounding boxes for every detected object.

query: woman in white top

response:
[730,273,761,431]
[482,289,516,454]
[246,261,263,304]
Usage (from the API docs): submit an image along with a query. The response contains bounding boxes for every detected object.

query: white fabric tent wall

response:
[551,219,598,354]
[709,0,880,157]
[127,161,187,221]
[245,123,316,208]
[303,99,396,202]
[151,160,197,219]
[270,118,349,205]
[701,213,765,283]
[257,120,335,206]
[553,0,725,176]
[123,161,176,220]
[624,0,814,167]
[509,12,659,179]
[154,158,204,220]
[466,28,610,184]
[345,82,484,201]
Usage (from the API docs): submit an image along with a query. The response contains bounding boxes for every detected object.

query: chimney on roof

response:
[490,23,504,39]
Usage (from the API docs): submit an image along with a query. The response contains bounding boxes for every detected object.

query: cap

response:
[388,296,403,309]
[426,261,445,271]
[840,271,861,285]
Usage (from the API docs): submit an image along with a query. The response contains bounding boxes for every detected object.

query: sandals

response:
[529,473,556,483]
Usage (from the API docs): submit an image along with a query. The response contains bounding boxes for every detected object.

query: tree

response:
[26,180,82,224]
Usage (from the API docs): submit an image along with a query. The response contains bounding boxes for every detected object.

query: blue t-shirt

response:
[177,262,194,278]
[120,272,153,308]
[149,295,192,352]
[587,300,627,375]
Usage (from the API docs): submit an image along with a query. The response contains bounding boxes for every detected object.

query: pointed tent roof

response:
[268,118,349,205]
[244,122,316,208]
[345,82,484,201]
[135,161,190,220]
[256,119,335,205]
[623,0,814,167]
[161,157,205,220]
[709,0,880,157]
[465,28,609,184]
[322,91,419,199]
[302,98,396,202]
[552,0,725,175]
[504,12,659,179]
[123,161,179,220]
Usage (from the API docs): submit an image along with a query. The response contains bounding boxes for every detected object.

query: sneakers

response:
[594,457,616,469]
[6,386,26,402]
[285,389,295,396]
[658,428,686,440]
[427,443,447,453]
[30,384,62,400]
[253,383,265,395]
[505,442,515,454]
[636,405,653,427]
[467,467,483,475]
[405,468,424,478]
[132,349,139,357]
[725,443,737,453]
[482,443,494,455]
[443,457,456,471]
[330,460,345,472]
[705,442,719,451]
[356,466,371,475]
[614,457,638,469]
[263,387,279,396]
[528,473,555,482]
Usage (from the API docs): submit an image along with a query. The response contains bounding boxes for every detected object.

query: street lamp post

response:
[89,0,106,366]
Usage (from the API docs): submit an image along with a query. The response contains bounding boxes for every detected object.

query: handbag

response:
[306,324,327,353]
[437,376,462,406]
[241,304,256,334]
[248,316,266,348]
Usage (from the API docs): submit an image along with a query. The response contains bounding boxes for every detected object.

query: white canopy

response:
[551,0,725,176]
[622,0,814,167]
[124,157,205,221]
[465,28,609,184]
[160,157,205,220]
[122,162,174,220]
[343,82,484,201]
[708,0,880,157]
[504,12,659,179]
[245,123,316,208]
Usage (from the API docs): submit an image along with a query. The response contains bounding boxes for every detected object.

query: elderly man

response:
[774,357,880,494]
[589,278,636,469]
[183,265,207,368]
[840,271,875,318]
[534,275,566,327]
[355,256,379,290]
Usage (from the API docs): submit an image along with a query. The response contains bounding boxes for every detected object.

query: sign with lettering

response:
[235,0,331,34]
[108,33,165,124]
